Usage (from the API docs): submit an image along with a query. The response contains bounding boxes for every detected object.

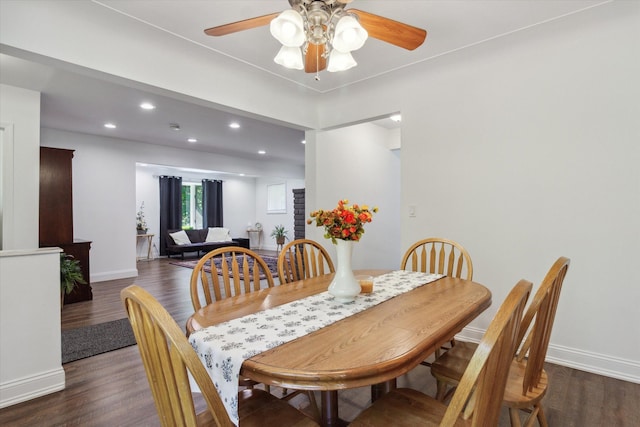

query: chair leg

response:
[509,407,523,427]
[524,406,540,427]
[435,380,448,401]
[536,404,549,427]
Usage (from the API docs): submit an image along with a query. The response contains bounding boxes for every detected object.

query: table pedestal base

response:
[371,378,397,402]
[320,391,348,427]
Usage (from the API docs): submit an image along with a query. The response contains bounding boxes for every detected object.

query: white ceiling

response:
[0,0,610,168]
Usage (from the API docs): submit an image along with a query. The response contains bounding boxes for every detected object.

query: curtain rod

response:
[152,175,223,182]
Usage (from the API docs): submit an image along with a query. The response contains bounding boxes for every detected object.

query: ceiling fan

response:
[204,0,427,75]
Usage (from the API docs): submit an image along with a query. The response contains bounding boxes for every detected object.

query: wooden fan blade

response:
[204,12,280,36]
[350,9,427,50]
[305,44,327,73]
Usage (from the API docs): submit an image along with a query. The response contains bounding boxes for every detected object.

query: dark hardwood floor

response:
[1,255,638,426]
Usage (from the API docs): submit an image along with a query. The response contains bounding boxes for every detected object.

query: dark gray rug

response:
[171,254,278,280]
[61,318,136,364]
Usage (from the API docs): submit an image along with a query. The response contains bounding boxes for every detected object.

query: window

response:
[182,183,203,229]
[267,183,287,214]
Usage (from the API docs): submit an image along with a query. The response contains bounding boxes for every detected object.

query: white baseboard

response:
[91,268,138,283]
[0,368,65,409]
[457,326,640,384]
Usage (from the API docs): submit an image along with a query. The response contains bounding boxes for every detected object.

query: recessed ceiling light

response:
[390,114,402,122]
[169,123,181,131]
[301,140,306,144]
[140,102,155,110]
[258,150,266,155]
[239,173,246,177]
[229,122,240,129]
[187,138,197,143]
[104,122,116,129]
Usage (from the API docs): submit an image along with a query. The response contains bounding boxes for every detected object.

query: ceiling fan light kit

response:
[327,49,357,72]
[274,45,304,70]
[270,9,306,47]
[269,0,368,73]
[204,0,427,75]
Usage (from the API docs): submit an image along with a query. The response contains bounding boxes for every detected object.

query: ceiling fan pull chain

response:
[315,44,321,81]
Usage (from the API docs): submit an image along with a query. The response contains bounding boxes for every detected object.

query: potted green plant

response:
[270,224,289,245]
[136,202,148,234]
[60,252,86,307]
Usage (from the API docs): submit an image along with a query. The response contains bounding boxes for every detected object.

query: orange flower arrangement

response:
[308,199,378,244]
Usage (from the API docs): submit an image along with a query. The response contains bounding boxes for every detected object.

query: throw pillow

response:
[169,230,191,245]
[206,227,231,243]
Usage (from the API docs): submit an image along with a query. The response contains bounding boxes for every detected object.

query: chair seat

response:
[430,340,477,384]
[349,388,470,427]
[502,360,548,409]
[431,341,549,408]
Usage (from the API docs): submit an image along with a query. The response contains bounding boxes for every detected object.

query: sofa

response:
[165,227,250,259]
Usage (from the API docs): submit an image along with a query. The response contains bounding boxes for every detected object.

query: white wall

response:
[314,1,640,382]
[42,128,139,282]
[0,249,63,408]
[0,84,40,250]
[0,85,64,407]
[306,122,401,270]
[256,177,305,250]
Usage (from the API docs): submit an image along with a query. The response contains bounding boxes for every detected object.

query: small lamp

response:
[274,46,304,70]
[327,49,357,72]
[332,15,368,53]
[270,9,305,47]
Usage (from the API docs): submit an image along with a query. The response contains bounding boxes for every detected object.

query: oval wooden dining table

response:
[187,269,492,427]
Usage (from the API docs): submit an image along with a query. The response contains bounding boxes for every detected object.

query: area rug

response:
[61,318,136,364]
[171,255,278,280]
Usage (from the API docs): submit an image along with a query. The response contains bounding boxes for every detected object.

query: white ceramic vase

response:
[328,239,361,302]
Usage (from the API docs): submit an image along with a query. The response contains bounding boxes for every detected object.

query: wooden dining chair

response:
[189,246,275,311]
[121,285,319,427]
[400,237,473,280]
[275,238,332,417]
[350,279,532,427]
[430,256,570,427]
[189,246,321,419]
[277,238,335,284]
[401,237,474,363]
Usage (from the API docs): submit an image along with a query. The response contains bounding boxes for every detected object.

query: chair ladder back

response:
[294,244,308,281]
[305,245,320,278]
[401,238,473,280]
[441,280,532,427]
[190,247,275,311]
[123,286,234,427]
[277,239,335,284]
[519,258,569,394]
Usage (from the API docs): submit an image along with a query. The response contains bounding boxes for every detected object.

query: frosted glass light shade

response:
[270,10,305,47]
[274,46,304,70]
[332,15,368,52]
[327,49,357,72]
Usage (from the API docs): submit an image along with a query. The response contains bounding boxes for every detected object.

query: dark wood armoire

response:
[39,147,93,304]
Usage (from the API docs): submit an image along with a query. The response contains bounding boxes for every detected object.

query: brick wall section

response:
[293,188,305,240]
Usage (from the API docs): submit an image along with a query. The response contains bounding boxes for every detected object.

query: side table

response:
[246,229,263,249]
[136,233,154,261]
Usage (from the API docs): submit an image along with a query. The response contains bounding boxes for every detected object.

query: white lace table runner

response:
[189,270,443,425]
